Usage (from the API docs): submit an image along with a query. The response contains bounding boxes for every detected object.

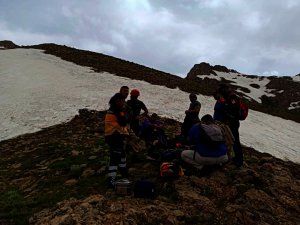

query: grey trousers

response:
[181,150,228,170]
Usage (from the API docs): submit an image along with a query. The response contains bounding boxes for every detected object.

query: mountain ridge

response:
[15,41,300,123]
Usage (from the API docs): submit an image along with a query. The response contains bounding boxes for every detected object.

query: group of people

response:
[180,84,244,170]
[104,84,244,188]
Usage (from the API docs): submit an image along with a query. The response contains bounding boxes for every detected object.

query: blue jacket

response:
[213,98,226,122]
[189,123,227,157]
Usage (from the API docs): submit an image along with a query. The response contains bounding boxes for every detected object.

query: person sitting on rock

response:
[105,93,129,188]
[181,114,228,171]
[140,113,168,159]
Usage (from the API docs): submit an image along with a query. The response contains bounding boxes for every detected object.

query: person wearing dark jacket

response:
[105,93,129,188]
[213,91,226,122]
[181,93,201,140]
[126,89,148,136]
[217,84,243,167]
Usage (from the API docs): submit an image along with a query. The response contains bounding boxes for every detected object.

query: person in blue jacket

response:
[181,114,228,170]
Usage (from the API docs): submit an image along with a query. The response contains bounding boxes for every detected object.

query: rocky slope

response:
[186,62,300,116]
[1,109,300,225]
[0,40,19,49]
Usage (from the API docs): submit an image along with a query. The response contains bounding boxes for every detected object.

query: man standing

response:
[181,93,201,141]
[105,93,129,188]
[127,89,148,136]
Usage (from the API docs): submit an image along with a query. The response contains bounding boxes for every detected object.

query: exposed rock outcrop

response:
[0,40,19,49]
[186,62,238,80]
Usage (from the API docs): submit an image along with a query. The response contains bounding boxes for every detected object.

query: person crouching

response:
[105,93,129,188]
[181,114,228,171]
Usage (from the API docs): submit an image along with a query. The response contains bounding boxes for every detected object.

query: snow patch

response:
[197,71,276,103]
[288,101,300,110]
[1,49,300,163]
[292,75,300,82]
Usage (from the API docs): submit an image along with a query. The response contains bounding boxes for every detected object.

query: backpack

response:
[199,123,224,147]
[160,149,180,163]
[238,99,248,120]
[134,179,157,199]
[160,161,184,178]
[227,92,249,121]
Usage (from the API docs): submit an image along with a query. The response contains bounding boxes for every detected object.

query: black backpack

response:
[160,149,181,162]
[134,179,157,199]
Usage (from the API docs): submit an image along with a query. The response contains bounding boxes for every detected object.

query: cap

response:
[130,89,140,97]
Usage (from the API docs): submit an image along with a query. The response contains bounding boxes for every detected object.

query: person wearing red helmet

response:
[127,88,148,136]
[130,88,140,97]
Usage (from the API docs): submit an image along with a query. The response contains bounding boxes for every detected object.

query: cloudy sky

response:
[0,0,299,77]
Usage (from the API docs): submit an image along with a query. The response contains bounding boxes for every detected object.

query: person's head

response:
[130,88,140,99]
[217,84,231,98]
[201,114,214,124]
[119,86,129,99]
[149,113,159,122]
[109,93,125,109]
[213,91,222,100]
[189,93,197,102]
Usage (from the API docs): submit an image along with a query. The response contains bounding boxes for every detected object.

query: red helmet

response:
[130,89,140,97]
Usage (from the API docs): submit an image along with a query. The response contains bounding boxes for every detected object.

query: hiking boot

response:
[107,177,116,189]
[232,157,243,168]
[234,161,243,168]
[120,168,128,178]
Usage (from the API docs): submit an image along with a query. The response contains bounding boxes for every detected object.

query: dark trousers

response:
[228,121,243,166]
[181,117,199,140]
[130,119,140,136]
[105,134,127,183]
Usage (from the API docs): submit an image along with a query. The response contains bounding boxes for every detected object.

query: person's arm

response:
[189,105,201,113]
[141,102,149,115]
[186,102,201,114]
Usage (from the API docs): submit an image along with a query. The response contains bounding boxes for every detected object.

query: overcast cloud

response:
[0,0,299,77]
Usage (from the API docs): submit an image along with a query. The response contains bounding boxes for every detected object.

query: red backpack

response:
[228,92,249,121]
[238,99,249,120]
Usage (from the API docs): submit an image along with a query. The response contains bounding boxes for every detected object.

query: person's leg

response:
[131,119,140,136]
[107,136,123,187]
[229,122,243,167]
[107,147,121,187]
[119,146,128,178]
[194,154,228,165]
[181,150,204,170]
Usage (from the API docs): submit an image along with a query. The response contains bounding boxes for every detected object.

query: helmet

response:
[130,89,140,97]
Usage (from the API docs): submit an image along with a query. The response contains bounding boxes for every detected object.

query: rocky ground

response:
[1,109,300,225]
